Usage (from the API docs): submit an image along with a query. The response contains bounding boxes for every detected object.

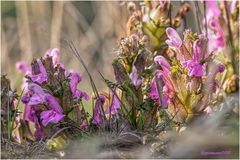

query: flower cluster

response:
[16,48,89,139]
[109,1,235,129]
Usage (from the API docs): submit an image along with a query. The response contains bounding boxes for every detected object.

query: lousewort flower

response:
[182,39,205,77]
[150,56,174,108]
[70,72,90,100]
[165,27,182,48]
[105,93,120,115]
[205,1,225,52]
[29,59,48,84]
[22,83,64,127]
[150,72,170,108]
[44,93,63,113]
[44,48,61,66]
[40,109,65,127]
[92,95,105,126]
[16,61,31,75]
[129,66,142,88]
[23,105,44,139]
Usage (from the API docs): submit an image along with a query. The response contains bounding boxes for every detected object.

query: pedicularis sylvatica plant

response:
[1,0,239,150]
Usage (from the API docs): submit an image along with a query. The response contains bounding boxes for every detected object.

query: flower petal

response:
[44,93,63,113]
[129,66,142,87]
[154,56,171,72]
[40,110,65,127]
[165,27,182,48]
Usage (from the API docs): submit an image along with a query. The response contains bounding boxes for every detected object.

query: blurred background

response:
[1,1,198,93]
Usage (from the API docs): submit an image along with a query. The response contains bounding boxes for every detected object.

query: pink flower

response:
[129,66,142,88]
[22,83,46,105]
[154,56,171,72]
[74,89,90,100]
[149,56,175,108]
[205,1,225,52]
[34,122,44,140]
[16,61,31,75]
[105,93,120,115]
[150,72,169,108]
[23,105,44,139]
[44,48,61,66]
[165,27,182,48]
[182,39,205,77]
[23,105,39,122]
[44,93,63,113]
[70,72,82,94]
[40,109,65,127]
[23,83,64,119]
[29,59,48,84]
[182,60,204,77]
[92,96,105,126]
[69,72,90,101]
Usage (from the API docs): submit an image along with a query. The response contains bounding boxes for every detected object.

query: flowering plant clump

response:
[16,49,90,141]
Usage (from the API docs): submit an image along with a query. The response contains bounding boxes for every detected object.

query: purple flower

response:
[34,122,44,140]
[165,27,182,48]
[27,93,46,105]
[44,93,63,113]
[74,89,90,101]
[149,55,175,108]
[153,56,174,92]
[23,105,44,139]
[69,72,89,101]
[182,39,205,77]
[44,48,61,66]
[40,109,65,127]
[29,59,48,84]
[28,83,45,94]
[22,83,46,105]
[205,1,225,52]
[29,74,48,84]
[21,92,31,104]
[183,60,204,77]
[129,66,142,88]
[105,93,120,115]
[92,96,105,126]
[149,72,169,108]
[16,61,31,75]
[154,56,171,72]
[23,83,64,114]
[23,105,39,122]
[37,59,47,75]
[51,48,61,65]
[70,72,82,94]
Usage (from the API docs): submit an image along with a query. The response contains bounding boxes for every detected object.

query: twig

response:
[194,1,201,33]
[203,1,208,37]
[224,1,236,74]
[67,41,107,121]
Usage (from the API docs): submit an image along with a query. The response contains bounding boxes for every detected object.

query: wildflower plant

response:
[16,49,90,140]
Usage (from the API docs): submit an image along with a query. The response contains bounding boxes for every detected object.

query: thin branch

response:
[67,41,107,121]
[194,1,201,33]
[224,1,236,74]
[203,1,208,37]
